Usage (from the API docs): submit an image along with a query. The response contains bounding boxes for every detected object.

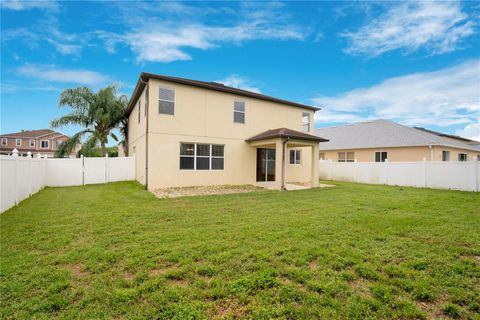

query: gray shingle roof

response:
[315,120,480,152]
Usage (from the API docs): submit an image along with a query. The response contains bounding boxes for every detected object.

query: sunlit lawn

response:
[1,181,479,319]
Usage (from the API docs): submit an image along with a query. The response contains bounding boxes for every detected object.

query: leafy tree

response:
[51,86,128,157]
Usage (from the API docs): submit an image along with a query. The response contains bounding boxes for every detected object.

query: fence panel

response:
[319,160,479,192]
[1,156,17,212]
[425,162,477,191]
[1,155,136,213]
[386,162,425,188]
[45,158,83,186]
[84,157,106,184]
[107,157,135,182]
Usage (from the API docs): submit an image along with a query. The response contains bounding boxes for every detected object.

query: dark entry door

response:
[256,148,276,182]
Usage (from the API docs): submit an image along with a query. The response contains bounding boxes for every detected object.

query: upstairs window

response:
[289,150,301,164]
[41,140,49,149]
[1,138,7,146]
[29,139,35,147]
[16,139,21,146]
[179,143,224,170]
[159,87,175,115]
[442,150,450,161]
[302,112,310,132]
[234,101,245,123]
[338,152,354,162]
[458,153,468,161]
[137,99,141,123]
[375,151,388,162]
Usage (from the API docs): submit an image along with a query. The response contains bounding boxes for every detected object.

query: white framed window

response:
[159,87,175,115]
[15,139,21,146]
[29,139,35,147]
[301,112,310,132]
[338,151,354,162]
[289,149,301,164]
[458,153,468,161]
[137,99,141,123]
[375,151,388,162]
[1,138,7,146]
[442,150,450,161]
[179,143,224,170]
[40,140,49,149]
[233,100,245,124]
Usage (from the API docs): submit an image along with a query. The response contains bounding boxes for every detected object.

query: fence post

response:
[423,158,427,189]
[384,159,389,185]
[475,160,479,192]
[353,159,357,183]
[81,155,85,185]
[27,151,33,196]
[105,154,109,184]
[12,149,19,205]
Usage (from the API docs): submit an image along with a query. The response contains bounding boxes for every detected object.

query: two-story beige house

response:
[0,129,75,157]
[126,73,328,190]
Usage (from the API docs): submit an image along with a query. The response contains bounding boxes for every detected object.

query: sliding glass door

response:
[256,148,276,182]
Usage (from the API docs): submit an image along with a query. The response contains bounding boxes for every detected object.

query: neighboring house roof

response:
[315,119,480,152]
[126,72,320,116]
[246,127,329,143]
[413,127,477,143]
[0,129,68,139]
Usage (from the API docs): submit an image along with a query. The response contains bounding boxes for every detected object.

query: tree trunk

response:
[101,141,106,157]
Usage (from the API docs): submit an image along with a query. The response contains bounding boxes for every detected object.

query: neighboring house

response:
[316,119,480,162]
[126,73,328,190]
[0,129,76,157]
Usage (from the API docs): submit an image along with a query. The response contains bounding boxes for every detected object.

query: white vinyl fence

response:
[319,160,480,192]
[1,153,135,213]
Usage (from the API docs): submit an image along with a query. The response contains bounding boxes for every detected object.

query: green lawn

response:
[1,182,479,319]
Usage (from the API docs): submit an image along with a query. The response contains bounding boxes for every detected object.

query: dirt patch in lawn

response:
[153,185,265,198]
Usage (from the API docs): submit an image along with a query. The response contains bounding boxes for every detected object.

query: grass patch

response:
[1,181,479,319]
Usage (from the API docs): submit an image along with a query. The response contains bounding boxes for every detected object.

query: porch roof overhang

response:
[246,128,329,146]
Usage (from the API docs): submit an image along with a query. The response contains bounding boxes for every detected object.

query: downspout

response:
[429,145,433,161]
[281,137,290,191]
[143,79,149,190]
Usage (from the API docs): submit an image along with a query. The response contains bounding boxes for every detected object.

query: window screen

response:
[442,151,450,161]
[458,153,467,161]
[179,143,224,170]
[159,87,175,115]
[234,101,245,123]
[301,112,310,132]
[375,151,388,162]
[289,150,301,164]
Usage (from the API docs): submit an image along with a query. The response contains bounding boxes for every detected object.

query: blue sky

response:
[1,0,479,141]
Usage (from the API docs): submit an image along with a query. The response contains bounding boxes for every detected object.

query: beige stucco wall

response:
[128,86,147,184]
[320,146,479,162]
[286,146,312,183]
[128,78,316,189]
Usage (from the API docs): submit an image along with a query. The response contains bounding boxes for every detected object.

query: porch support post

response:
[275,139,284,190]
[311,143,319,187]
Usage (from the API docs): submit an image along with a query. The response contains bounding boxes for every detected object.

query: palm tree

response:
[51,85,128,157]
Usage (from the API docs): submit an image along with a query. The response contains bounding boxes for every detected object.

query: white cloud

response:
[17,65,109,85]
[215,75,261,93]
[343,1,476,57]
[456,120,480,141]
[313,59,480,128]
[46,39,82,55]
[1,0,57,11]
[120,2,306,63]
